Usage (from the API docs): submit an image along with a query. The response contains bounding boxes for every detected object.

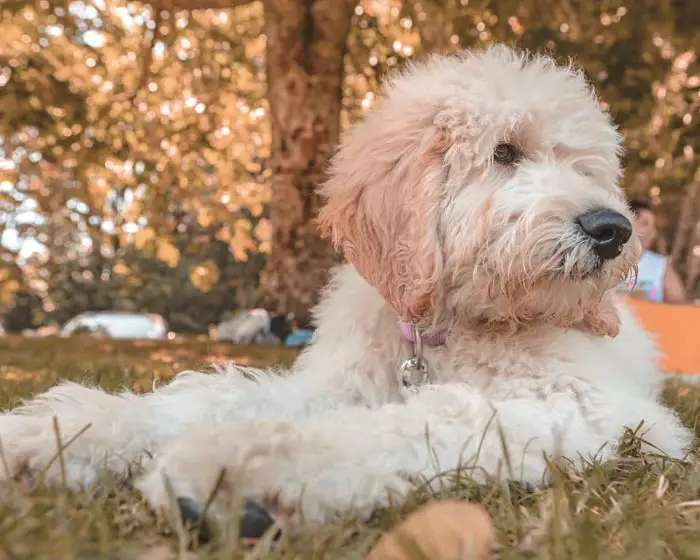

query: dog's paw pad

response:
[240,498,277,541]
[175,497,277,544]
[176,496,212,543]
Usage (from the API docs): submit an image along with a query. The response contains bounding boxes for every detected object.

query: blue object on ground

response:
[285,329,314,347]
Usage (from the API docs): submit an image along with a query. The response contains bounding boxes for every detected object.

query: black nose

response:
[577,209,632,261]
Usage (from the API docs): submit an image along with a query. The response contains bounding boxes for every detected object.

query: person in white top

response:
[620,199,686,304]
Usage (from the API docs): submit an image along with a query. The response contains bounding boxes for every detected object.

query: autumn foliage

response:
[0,0,697,331]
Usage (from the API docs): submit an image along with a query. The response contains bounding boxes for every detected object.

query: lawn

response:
[2,336,700,559]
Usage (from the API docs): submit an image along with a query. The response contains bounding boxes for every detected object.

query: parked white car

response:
[61,311,168,340]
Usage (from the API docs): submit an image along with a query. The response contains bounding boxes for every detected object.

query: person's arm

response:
[664,260,686,304]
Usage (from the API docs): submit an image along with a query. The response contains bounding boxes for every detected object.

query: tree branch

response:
[146,0,254,11]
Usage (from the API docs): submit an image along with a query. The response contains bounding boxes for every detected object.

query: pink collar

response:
[398,321,448,346]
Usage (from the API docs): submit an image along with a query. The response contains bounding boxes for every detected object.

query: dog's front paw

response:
[173,496,275,544]
[135,421,412,537]
[134,423,286,541]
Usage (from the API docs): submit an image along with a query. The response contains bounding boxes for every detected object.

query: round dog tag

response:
[401,356,429,389]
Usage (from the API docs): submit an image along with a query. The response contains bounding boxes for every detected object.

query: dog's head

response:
[318,45,640,337]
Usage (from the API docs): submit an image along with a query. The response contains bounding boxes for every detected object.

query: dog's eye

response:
[493,143,521,165]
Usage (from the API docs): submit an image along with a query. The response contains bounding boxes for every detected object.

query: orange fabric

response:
[624,296,700,375]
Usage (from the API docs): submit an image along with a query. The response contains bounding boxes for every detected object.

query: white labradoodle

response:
[0,45,692,532]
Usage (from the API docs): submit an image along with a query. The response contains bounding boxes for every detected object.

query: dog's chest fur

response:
[302,264,661,407]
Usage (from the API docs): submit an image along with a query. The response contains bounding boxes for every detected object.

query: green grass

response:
[2,336,700,559]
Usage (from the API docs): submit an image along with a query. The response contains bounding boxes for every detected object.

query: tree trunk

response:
[679,182,700,297]
[671,181,700,262]
[683,220,700,297]
[260,0,356,324]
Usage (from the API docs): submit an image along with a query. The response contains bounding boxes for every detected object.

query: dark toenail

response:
[240,499,277,540]
[177,497,212,543]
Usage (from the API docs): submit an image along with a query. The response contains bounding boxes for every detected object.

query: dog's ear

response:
[575,292,621,338]
[318,113,447,324]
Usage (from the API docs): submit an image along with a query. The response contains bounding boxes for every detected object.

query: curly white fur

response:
[0,45,692,529]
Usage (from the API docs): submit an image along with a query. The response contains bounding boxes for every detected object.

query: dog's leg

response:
[135,384,537,529]
[136,383,693,530]
[136,382,692,531]
[0,364,364,490]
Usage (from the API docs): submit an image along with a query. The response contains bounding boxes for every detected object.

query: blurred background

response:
[0,0,698,342]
